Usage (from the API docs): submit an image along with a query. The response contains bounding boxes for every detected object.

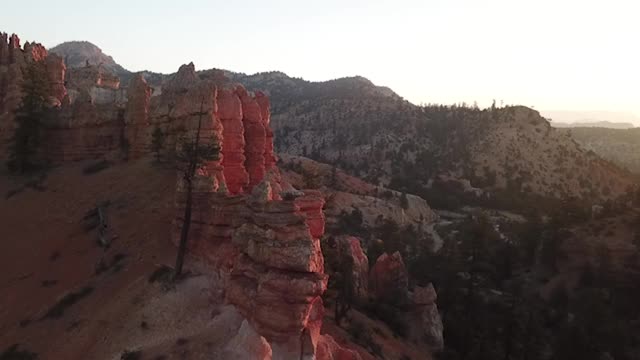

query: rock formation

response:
[224,185,327,358]
[369,251,409,304]
[408,284,444,350]
[218,88,249,194]
[237,85,267,190]
[368,251,444,351]
[256,91,277,169]
[45,54,67,105]
[125,74,151,158]
[336,236,369,303]
[0,32,360,358]
[0,33,63,157]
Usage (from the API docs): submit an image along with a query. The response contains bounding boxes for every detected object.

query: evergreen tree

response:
[399,192,409,209]
[7,62,51,173]
[150,127,165,162]
[173,98,220,279]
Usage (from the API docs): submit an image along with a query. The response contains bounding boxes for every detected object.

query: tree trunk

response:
[173,98,205,279]
[174,177,193,278]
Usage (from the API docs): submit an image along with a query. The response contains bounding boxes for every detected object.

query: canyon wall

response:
[164,72,354,358]
[1,31,358,359]
[0,33,62,156]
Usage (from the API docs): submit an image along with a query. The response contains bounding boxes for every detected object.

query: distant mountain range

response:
[552,121,636,129]
[558,127,640,174]
[543,110,639,129]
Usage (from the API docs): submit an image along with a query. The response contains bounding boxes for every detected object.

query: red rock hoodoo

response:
[218,88,249,194]
[369,251,409,304]
[125,74,152,158]
[0,31,357,357]
[336,236,370,303]
[236,85,267,190]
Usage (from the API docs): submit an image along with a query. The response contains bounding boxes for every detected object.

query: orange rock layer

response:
[1,30,358,359]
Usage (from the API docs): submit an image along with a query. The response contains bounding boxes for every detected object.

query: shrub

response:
[82,160,111,175]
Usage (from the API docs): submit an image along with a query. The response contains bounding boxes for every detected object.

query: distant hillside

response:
[543,110,640,129]
[560,127,640,174]
[213,73,636,206]
[552,121,636,129]
[47,40,636,205]
[50,41,130,80]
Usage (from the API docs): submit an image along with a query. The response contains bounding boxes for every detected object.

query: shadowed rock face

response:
[336,236,369,303]
[0,32,63,158]
[370,251,409,304]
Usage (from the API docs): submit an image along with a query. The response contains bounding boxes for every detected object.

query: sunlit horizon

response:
[2,0,639,123]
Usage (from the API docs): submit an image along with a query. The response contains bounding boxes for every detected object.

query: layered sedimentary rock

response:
[45,54,67,105]
[1,33,62,157]
[218,88,249,194]
[255,91,277,169]
[237,85,267,190]
[164,62,198,93]
[368,250,444,351]
[0,35,353,357]
[408,284,444,351]
[23,41,47,63]
[336,236,369,303]
[227,184,328,359]
[125,74,152,158]
[369,251,409,304]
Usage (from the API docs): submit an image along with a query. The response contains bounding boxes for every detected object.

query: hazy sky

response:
[2,0,639,121]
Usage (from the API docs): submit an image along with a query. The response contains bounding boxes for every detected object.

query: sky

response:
[2,0,639,123]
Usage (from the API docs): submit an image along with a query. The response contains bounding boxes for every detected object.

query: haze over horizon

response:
[2,0,639,123]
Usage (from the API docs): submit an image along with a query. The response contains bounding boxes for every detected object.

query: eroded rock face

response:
[125,74,152,158]
[164,62,198,93]
[218,88,249,194]
[224,319,273,360]
[45,54,67,104]
[255,91,277,170]
[227,182,328,358]
[237,85,267,190]
[369,251,409,304]
[316,335,363,360]
[408,284,444,351]
[0,38,354,357]
[336,236,369,303]
[0,32,64,158]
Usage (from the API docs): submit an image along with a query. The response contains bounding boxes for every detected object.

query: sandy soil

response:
[0,159,243,359]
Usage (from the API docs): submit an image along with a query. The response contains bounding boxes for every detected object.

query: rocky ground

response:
[0,159,435,359]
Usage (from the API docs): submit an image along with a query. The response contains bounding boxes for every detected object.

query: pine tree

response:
[400,192,409,210]
[7,62,51,173]
[173,98,220,279]
[151,127,165,162]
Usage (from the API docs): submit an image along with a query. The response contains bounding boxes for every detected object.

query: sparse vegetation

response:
[172,98,221,279]
[120,350,142,360]
[0,344,38,360]
[40,286,94,320]
[82,160,111,175]
[7,62,50,174]
[151,127,166,162]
